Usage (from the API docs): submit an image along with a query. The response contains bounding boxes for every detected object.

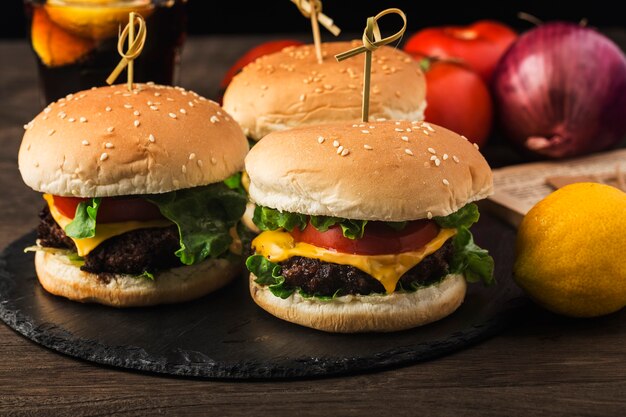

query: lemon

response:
[45,0,153,40]
[31,7,95,67]
[514,182,626,317]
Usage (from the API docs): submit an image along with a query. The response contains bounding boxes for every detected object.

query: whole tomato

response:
[404,20,517,82]
[219,39,303,102]
[416,55,493,147]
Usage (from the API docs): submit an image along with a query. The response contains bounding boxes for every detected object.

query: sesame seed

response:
[105,106,112,112]
[82,140,89,146]
[260,85,268,90]
[427,211,433,219]
[395,128,404,132]
[134,120,140,127]
[148,134,155,143]
[348,84,357,89]
[79,117,87,123]
[188,101,194,107]
[364,144,373,150]
[430,155,438,161]
[107,127,114,133]
[124,104,133,109]
[211,157,218,165]
[336,145,344,154]
[217,111,223,116]
[401,136,409,142]
[166,97,174,102]
[123,93,131,97]
[68,117,75,122]
[317,136,325,144]
[453,155,460,163]
[58,112,66,119]
[210,115,219,123]
[443,154,449,160]
[180,108,187,115]
[361,130,370,134]
[314,88,322,93]
[197,160,203,167]
[369,126,375,129]
[332,140,340,147]
[42,116,48,120]
[423,130,430,136]
[406,128,412,132]
[443,179,450,186]
[48,129,55,136]
[100,153,108,161]
[359,124,366,127]
[182,165,187,174]
[299,94,306,102]
[105,142,114,149]
[423,122,435,132]
[23,124,28,130]
[173,179,180,187]
[150,106,159,111]
[134,110,140,116]
[324,84,333,90]
[376,118,387,122]
[352,124,358,127]
[341,148,350,156]
[473,143,480,150]
[423,162,430,167]
[435,159,441,167]
[461,135,468,141]
[188,153,196,160]
[154,92,161,97]
[405,149,414,156]
[168,113,177,119]
[395,121,401,125]
[44,108,51,114]
[428,148,436,154]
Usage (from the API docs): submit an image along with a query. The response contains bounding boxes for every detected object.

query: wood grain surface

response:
[0,37,625,417]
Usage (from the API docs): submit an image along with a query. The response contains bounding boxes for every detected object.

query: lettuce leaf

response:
[223,172,246,195]
[435,204,494,286]
[450,227,495,285]
[246,254,294,298]
[64,198,101,239]
[434,203,480,229]
[147,183,246,265]
[253,205,307,232]
[252,206,368,239]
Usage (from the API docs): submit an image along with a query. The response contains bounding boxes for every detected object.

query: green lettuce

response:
[253,206,369,239]
[246,254,293,298]
[435,203,494,286]
[223,172,246,195]
[147,183,246,265]
[64,198,101,239]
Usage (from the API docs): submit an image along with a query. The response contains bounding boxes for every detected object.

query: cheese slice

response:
[252,228,457,293]
[43,194,173,257]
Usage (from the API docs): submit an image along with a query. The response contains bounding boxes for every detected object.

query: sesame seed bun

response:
[19,83,248,197]
[223,41,426,141]
[249,273,467,333]
[36,251,240,307]
[245,121,493,221]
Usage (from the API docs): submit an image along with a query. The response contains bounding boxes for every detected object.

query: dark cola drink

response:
[24,0,187,105]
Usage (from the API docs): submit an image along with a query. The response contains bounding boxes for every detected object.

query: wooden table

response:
[1,37,624,417]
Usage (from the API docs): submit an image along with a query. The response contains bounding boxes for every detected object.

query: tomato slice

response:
[52,196,164,223]
[290,220,441,255]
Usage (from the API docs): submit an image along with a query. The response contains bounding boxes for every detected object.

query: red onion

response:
[492,22,626,158]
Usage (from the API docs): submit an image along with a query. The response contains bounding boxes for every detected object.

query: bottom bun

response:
[35,251,240,307]
[249,273,466,333]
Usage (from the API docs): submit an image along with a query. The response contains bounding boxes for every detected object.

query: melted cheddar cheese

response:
[252,228,457,293]
[43,194,172,257]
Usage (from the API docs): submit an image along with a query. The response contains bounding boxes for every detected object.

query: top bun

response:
[245,121,493,221]
[19,83,248,197]
[223,41,426,140]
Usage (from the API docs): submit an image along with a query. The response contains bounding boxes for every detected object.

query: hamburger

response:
[222,41,427,141]
[18,83,249,307]
[223,41,427,231]
[244,120,495,332]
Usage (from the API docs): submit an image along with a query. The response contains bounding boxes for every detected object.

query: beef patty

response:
[278,239,454,296]
[38,207,182,275]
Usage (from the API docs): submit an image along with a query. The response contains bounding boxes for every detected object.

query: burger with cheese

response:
[19,83,249,307]
[244,120,495,332]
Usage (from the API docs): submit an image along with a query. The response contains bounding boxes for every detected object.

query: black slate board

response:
[0,213,525,379]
